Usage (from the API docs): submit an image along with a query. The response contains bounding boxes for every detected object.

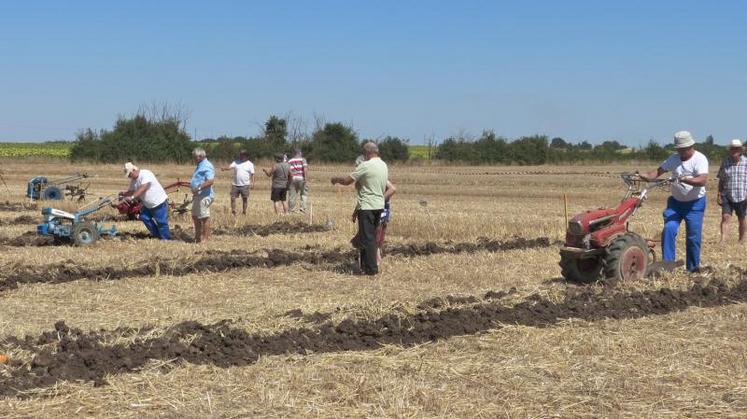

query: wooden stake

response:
[563,192,569,226]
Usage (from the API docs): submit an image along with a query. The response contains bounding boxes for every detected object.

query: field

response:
[0,159,745,417]
[0,143,71,159]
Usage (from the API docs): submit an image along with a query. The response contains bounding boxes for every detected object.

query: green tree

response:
[308,122,360,162]
[550,137,568,148]
[509,135,548,165]
[264,115,288,149]
[377,136,410,162]
[70,113,193,163]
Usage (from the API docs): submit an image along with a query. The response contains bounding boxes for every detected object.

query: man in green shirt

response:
[331,141,388,275]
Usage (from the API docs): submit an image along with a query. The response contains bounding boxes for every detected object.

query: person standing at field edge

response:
[331,141,388,275]
[262,153,291,215]
[717,139,747,244]
[287,149,309,213]
[191,147,215,243]
[221,149,254,216]
[641,131,709,272]
[119,162,170,240]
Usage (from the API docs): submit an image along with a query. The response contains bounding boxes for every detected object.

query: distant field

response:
[408,144,434,159]
[0,142,71,158]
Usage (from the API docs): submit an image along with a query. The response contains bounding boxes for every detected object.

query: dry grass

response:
[0,158,746,417]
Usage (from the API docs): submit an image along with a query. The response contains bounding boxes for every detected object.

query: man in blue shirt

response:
[190,147,215,243]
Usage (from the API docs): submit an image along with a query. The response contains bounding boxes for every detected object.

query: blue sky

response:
[1,1,745,146]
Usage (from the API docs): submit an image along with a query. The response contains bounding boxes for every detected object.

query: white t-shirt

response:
[129,169,168,209]
[660,151,709,202]
[229,160,255,186]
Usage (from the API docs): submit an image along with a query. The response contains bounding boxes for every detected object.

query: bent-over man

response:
[119,162,170,240]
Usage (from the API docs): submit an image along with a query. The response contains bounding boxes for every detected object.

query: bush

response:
[70,114,193,163]
[377,136,410,162]
[308,122,359,162]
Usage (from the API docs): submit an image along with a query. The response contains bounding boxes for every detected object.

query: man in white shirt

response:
[221,150,254,216]
[642,131,709,272]
[119,162,170,240]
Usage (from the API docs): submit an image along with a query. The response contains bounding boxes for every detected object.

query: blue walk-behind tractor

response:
[37,197,117,246]
[27,173,90,201]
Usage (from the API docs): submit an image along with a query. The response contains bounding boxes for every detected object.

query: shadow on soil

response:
[1,274,746,397]
[0,237,552,293]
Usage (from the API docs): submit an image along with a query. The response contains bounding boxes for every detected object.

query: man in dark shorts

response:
[717,139,747,243]
[263,153,290,215]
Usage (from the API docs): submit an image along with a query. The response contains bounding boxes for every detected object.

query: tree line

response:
[69,110,729,165]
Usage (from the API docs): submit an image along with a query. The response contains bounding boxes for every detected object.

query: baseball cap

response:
[123,162,138,176]
[729,139,743,149]
[674,131,695,149]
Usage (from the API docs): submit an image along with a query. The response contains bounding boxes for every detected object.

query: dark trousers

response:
[357,209,382,275]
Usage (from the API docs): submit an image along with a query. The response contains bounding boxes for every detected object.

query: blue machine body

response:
[36,198,117,244]
[26,176,48,200]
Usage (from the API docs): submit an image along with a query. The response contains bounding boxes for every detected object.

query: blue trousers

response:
[662,196,705,271]
[140,201,170,240]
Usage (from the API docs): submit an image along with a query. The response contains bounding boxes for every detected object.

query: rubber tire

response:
[72,222,99,247]
[603,233,650,283]
[560,252,603,283]
[42,185,63,200]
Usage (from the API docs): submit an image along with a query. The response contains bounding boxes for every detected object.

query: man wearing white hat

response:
[642,131,709,272]
[119,162,170,240]
[717,139,747,243]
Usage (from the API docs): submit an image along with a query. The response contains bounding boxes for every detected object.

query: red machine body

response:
[564,195,642,250]
[115,180,192,219]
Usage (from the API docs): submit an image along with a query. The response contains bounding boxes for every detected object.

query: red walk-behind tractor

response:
[114,180,193,220]
[560,173,673,283]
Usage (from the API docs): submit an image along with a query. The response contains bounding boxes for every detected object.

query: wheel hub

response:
[620,246,647,280]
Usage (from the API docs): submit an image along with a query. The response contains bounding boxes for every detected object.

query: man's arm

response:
[249,173,255,189]
[304,162,309,181]
[331,176,355,186]
[641,167,667,181]
[384,180,397,201]
[679,174,708,187]
[126,182,151,199]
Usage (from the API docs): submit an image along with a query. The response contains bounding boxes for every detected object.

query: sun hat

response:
[729,139,743,149]
[123,162,138,176]
[674,131,695,149]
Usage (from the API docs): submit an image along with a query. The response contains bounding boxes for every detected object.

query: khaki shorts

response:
[192,196,213,219]
[230,185,250,199]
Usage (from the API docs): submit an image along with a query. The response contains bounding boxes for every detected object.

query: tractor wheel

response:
[560,253,603,283]
[72,222,99,246]
[603,233,650,282]
[42,185,63,200]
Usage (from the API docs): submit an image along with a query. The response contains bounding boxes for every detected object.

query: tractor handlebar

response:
[620,172,673,194]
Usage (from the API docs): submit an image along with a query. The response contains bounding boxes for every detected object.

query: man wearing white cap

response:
[119,162,170,240]
[717,139,747,243]
[642,131,709,272]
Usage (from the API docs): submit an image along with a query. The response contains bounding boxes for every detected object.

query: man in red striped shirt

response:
[287,150,309,213]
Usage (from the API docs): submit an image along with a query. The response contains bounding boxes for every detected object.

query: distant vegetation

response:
[3,108,731,165]
[0,142,71,158]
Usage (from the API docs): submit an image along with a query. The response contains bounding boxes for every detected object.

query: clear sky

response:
[1,1,745,146]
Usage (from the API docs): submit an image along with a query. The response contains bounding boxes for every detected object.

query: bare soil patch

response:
[1,276,745,397]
